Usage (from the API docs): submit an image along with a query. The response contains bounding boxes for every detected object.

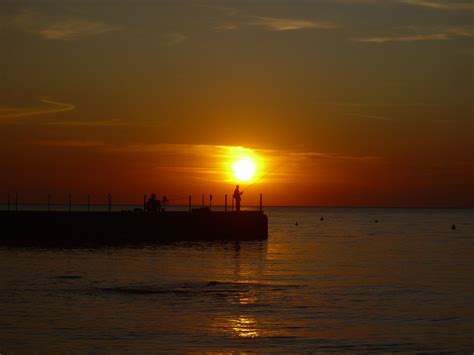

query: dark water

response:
[1,208,472,352]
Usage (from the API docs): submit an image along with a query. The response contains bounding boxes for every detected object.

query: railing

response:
[1,193,264,212]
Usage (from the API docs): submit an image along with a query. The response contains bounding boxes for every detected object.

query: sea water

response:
[0,207,472,352]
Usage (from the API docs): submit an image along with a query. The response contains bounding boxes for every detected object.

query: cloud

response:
[38,141,379,162]
[0,98,75,120]
[335,0,474,11]
[35,139,106,148]
[43,119,124,127]
[249,16,339,31]
[353,33,450,43]
[5,9,119,40]
[347,113,392,121]
[352,25,474,43]
[39,20,119,40]
[161,32,188,46]
[399,0,474,11]
[214,23,239,31]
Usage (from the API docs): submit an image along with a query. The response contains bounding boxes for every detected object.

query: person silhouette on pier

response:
[146,193,161,212]
[233,185,243,212]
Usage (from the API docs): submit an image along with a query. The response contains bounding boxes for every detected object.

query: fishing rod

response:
[242,162,283,193]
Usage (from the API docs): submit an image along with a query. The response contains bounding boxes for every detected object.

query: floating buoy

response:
[375,220,378,223]
[320,216,324,221]
[452,224,456,230]
[295,221,298,226]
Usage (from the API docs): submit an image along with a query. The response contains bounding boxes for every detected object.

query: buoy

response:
[375,220,378,223]
[320,216,324,221]
[452,224,456,230]
[295,221,298,226]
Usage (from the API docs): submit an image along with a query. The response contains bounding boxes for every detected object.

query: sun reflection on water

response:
[230,316,260,338]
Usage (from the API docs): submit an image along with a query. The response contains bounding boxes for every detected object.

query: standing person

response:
[233,185,243,212]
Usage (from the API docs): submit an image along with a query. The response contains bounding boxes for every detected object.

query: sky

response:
[0,0,472,207]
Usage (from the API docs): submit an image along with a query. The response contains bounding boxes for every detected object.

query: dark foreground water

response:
[0,208,472,352]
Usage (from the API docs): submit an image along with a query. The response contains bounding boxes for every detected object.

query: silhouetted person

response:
[233,185,243,212]
[146,193,161,212]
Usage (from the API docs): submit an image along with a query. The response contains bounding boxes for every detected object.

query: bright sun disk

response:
[233,159,256,182]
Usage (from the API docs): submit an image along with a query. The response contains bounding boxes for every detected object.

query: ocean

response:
[0,207,472,352]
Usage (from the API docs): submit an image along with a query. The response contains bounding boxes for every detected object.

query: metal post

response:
[108,193,112,212]
[231,196,234,212]
[209,194,212,210]
[68,193,71,212]
[225,194,227,212]
[87,195,90,212]
[143,194,146,211]
[15,192,18,211]
[202,194,204,208]
[260,193,262,212]
[7,192,10,211]
[48,193,51,212]
[188,195,191,211]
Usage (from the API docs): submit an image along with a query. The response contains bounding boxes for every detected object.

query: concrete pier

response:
[0,210,268,246]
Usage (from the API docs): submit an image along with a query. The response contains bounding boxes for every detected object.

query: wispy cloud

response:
[5,9,119,40]
[35,139,106,148]
[399,0,474,11]
[347,113,392,121]
[214,23,239,32]
[161,32,188,46]
[39,20,119,40]
[249,16,338,31]
[0,98,75,120]
[43,119,124,127]
[27,142,380,183]
[353,33,449,43]
[336,0,474,11]
[352,25,474,43]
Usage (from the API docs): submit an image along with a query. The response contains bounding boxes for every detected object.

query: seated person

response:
[146,193,161,212]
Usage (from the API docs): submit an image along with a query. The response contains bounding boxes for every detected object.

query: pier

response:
[0,209,268,246]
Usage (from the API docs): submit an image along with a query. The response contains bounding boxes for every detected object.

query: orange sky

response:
[0,1,473,207]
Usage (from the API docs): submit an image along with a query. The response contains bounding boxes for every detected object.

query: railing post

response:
[108,193,112,212]
[260,193,262,212]
[202,194,204,208]
[68,193,71,212]
[225,194,227,212]
[143,194,146,211]
[48,193,51,212]
[209,194,212,210]
[87,195,90,212]
[188,195,191,211]
[7,192,10,211]
[15,192,18,211]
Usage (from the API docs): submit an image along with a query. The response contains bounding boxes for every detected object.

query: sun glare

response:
[233,158,256,182]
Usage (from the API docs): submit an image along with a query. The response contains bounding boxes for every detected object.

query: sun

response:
[232,158,256,182]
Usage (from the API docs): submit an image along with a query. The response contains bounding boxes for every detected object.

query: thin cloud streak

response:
[250,16,338,31]
[400,0,474,11]
[161,32,188,46]
[353,33,450,43]
[43,119,125,127]
[35,139,106,148]
[352,25,474,43]
[39,20,119,40]
[32,141,379,162]
[0,98,75,120]
[347,113,392,121]
[5,9,119,40]
[336,0,474,11]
